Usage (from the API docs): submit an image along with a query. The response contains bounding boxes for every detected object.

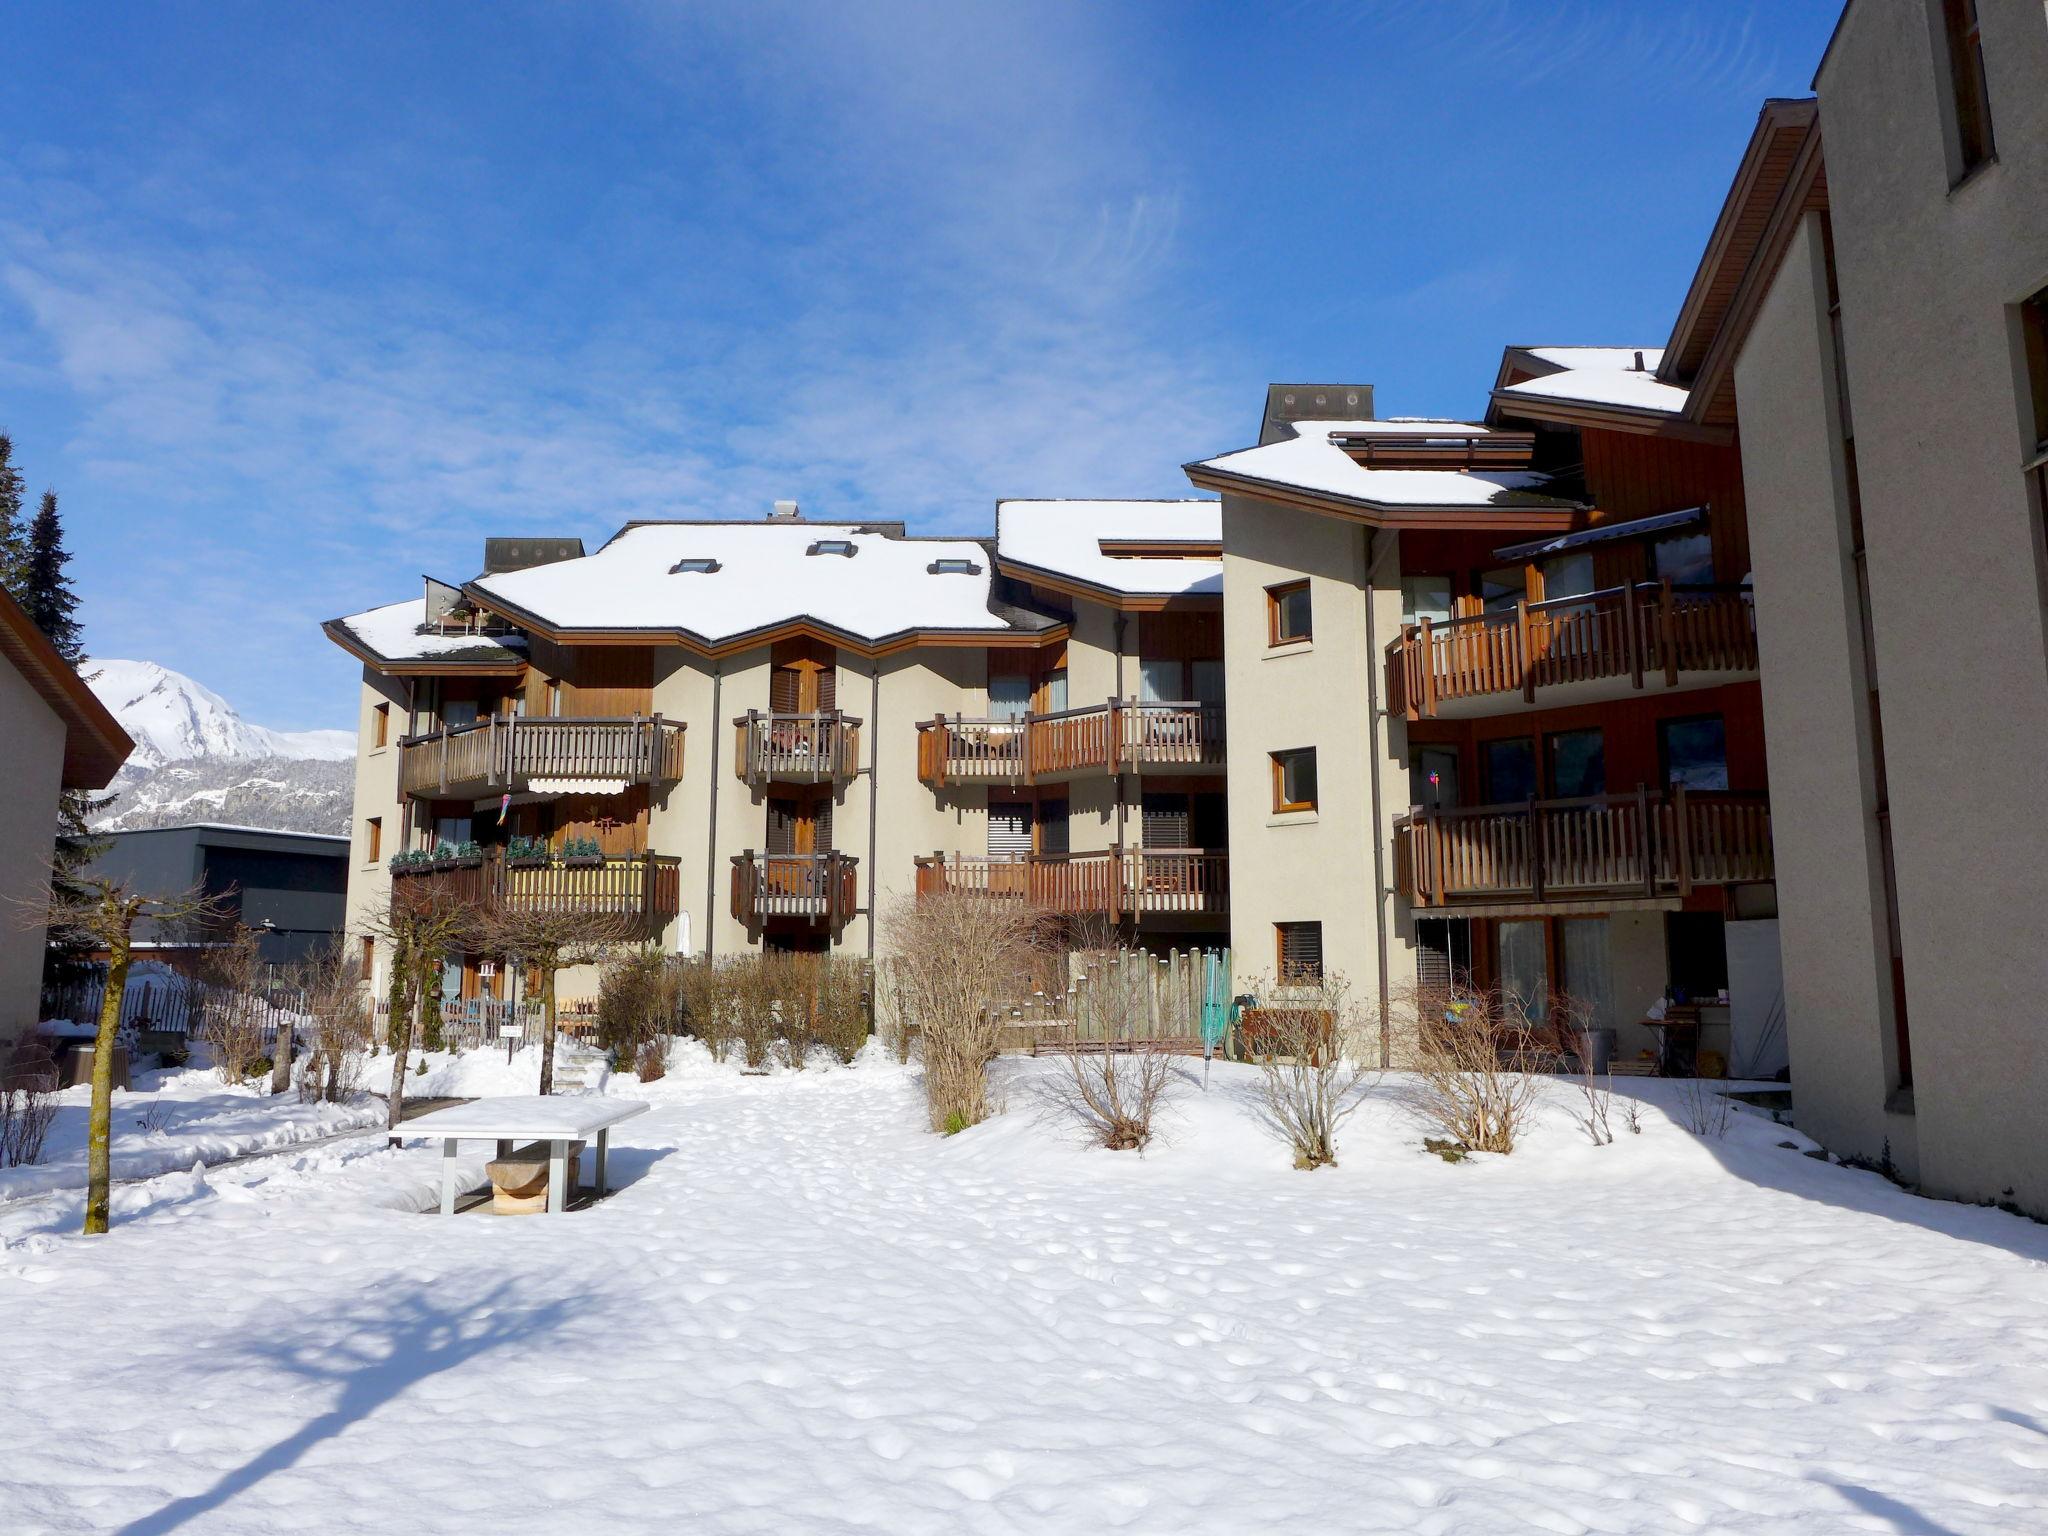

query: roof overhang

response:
[0,588,132,788]
[1182,462,1581,533]
[991,555,1222,613]
[1485,389,1732,444]
[320,618,530,677]
[1493,506,1705,561]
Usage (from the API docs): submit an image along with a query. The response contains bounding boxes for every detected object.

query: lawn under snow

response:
[3,1050,2046,1534]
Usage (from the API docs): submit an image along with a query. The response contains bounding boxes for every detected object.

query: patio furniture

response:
[403,1095,650,1216]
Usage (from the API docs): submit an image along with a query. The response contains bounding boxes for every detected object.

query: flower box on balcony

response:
[558,836,606,870]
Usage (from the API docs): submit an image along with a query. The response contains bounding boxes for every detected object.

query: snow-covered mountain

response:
[87,660,355,770]
[84,661,357,836]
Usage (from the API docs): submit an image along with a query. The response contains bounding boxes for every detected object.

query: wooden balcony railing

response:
[730,851,860,928]
[1386,581,1757,718]
[912,847,1229,919]
[732,711,862,786]
[1393,787,1772,912]
[389,850,682,931]
[915,700,1226,786]
[399,716,685,798]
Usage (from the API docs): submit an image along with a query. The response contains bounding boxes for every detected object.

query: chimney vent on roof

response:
[1633,350,1645,371]
[769,500,802,521]
[483,537,586,574]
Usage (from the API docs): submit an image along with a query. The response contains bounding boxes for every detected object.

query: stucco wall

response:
[1733,211,1916,1179]
[1811,0,2048,1208]
[0,659,66,1039]
[343,666,409,995]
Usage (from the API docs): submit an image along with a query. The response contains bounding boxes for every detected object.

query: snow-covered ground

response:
[3,1050,2046,1534]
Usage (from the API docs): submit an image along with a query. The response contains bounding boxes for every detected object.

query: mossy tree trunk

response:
[538,955,559,1096]
[82,918,134,1235]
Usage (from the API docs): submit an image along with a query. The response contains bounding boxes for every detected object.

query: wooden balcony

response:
[1394,788,1772,915]
[730,851,860,929]
[400,716,685,799]
[733,711,861,786]
[912,847,1229,919]
[389,850,681,932]
[1386,581,1757,719]
[915,700,1225,786]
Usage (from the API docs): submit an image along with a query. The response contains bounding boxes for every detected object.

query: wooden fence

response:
[987,947,1232,1055]
[400,715,685,795]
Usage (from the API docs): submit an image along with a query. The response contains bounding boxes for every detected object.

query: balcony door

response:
[767,793,832,856]
[770,655,835,715]
[1410,746,1460,811]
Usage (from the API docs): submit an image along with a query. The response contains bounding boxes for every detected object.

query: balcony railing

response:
[731,851,860,928]
[912,847,1229,919]
[389,849,682,931]
[1393,787,1772,912]
[916,700,1225,786]
[732,711,862,786]
[1386,581,1757,718]
[399,715,685,798]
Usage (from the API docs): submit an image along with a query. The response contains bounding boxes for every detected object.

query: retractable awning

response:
[1493,505,1703,561]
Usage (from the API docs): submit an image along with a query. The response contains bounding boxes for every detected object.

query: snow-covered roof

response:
[1328,419,1497,438]
[470,522,1034,645]
[327,598,528,667]
[1186,421,1578,513]
[1499,347,1689,417]
[995,500,1221,598]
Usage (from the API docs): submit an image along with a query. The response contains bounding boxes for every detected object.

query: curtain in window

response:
[988,674,1032,721]
[1498,920,1550,1023]
[1559,918,1613,1028]
[1137,658,1180,704]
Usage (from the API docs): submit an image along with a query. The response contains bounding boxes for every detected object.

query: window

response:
[1934,0,1993,180]
[988,801,1033,859]
[1546,728,1606,798]
[1559,918,1612,1026]
[365,817,382,862]
[1410,745,1460,810]
[1137,657,1181,704]
[1401,574,1453,626]
[988,673,1032,721]
[669,558,721,574]
[1480,566,1525,614]
[927,557,981,575]
[360,937,376,980]
[1497,919,1549,1023]
[1276,921,1323,982]
[1653,529,1716,585]
[1658,715,1729,790]
[1271,748,1317,813]
[372,702,390,748]
[805,539,857,557]
[442,698,479,729]
[1267,580,1312,645]
[1541,552,1596,604]
[2023,284,2048,456]
[1482,737,1537,803]
[1665,912,1729,1003]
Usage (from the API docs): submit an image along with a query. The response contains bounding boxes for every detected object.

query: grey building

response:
[89,824,351,965]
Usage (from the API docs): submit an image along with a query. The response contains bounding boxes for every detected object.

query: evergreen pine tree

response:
[0,431,27,593]
[21,488,84,665]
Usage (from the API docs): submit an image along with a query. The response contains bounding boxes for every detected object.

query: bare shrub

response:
[1035,951,1182,1151]
[288,939,373,1105]
[812,958,870,1065]
[1237,969,1380,1170]
[1399,980,1549,1156]
[598,950,679,1075]
[1677,1077,1734,1138]
[762,955,815,1070]
[674,958,735,1061]
[1,1038,60,1167]
[188,925,270,1085]
[1549,995,1613,1147]
[1621,1095,1644,1136]
[724,957,777,1070]
[883,891,1050,1134]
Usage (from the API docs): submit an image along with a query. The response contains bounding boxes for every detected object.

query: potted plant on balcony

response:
[387,848,433,876]
[449,838,486,870]
[427,841,462,872]
[505,835,552,870]
[561,835,606,870]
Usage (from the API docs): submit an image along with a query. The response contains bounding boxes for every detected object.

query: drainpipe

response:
[1113,612,1129,847]
[1363,529,1393,1067]
[704,661,722,961]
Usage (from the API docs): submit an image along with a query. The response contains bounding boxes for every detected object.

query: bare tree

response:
[13,874,228,1233]
[182,922,269,1084]
[356,880,481,1133]
[472,904,634,1095]
[1035,953,1181,1151]
[286,937,374,1104]
[1237,969,1380,1170]
[881,891,1051,1134]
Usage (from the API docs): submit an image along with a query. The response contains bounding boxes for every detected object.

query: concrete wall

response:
[1733,211,1918,1180]
[1783,0,2048,1208]
[0,659,66,1039]
[343,666,409,994]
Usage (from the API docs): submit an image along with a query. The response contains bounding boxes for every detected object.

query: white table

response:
[403,1096,651,1215]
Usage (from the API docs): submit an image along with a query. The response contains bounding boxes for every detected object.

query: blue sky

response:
[0,0,1843,732]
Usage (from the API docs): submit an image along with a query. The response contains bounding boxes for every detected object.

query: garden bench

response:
[403,1095,650,1216]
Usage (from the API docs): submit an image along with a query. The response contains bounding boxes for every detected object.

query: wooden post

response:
[1418,616,1437,717]
[270,1019,294,1095]
[1109,842,1123,925]
[649,713,664,785]
[1527,794,1544,903]
[1637,783,1656,897]
[440,726,449,793]
[1673,781,1693,897]
[1660,579,1678,687]
[1624,581,1643,690]
[504,710,517,786]
[1517,598,1536,704]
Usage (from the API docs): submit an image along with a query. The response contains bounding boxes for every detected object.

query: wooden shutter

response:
[1142,794,1189,849]
[812,795,833,853]
[766,798,798,855]
[769,668,801,714]
[814,664,836,711]
[1277,922,1323,981]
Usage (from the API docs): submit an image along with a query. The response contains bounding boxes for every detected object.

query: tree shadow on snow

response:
[1814,1478,1965,1535]
[115,1278,589,1536]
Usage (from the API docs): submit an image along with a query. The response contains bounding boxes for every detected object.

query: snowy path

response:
[2,1056,2046,1534]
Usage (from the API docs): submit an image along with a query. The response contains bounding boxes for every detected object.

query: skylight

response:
[670,558,721,574]
[927,557,982,575]
[806,539,858,557]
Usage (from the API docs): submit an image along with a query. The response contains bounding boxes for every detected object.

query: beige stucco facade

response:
[1729,0,2048,1211]
[0,656,68,1038]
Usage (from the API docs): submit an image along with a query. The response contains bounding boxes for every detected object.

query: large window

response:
[1410,745,1460,810]
[1271,748,1318,814]
[1658,715,1729,791]
[1546,729,1606,798]
[372,702,390,748]
[1276,921,1324,983]
[1665,912,1729,1004]
[1934,0,1994,180]
[1559,918,1613,1027]
[1480,566,1526,614]
[1266,581,1312,646]
[1401,574,1453,626]
[1653,529,1716,585]
[1482,737,1537,803]
[1541,552,1596,604]
[1497,919,1549,1023]
[988,673,1032,721]
[365,817,382,863]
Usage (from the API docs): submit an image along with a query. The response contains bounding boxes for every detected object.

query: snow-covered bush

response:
[1237,970,1379,1170]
